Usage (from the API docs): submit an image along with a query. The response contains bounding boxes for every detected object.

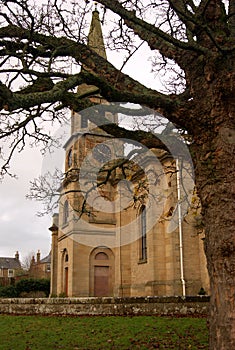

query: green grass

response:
[0,315,208,349]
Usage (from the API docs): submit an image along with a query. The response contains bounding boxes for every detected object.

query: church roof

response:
[0,257,21,269]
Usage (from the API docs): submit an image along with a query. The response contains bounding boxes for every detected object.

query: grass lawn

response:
[0,315,208,349]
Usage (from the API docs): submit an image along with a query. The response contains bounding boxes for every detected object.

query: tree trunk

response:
[193,121,235,349]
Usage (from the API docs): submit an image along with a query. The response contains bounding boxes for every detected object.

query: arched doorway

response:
[61,249,69,296]
[90,247,114,296]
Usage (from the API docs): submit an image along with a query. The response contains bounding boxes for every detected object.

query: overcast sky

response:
[0,147,52,260]
[0,31,160,262]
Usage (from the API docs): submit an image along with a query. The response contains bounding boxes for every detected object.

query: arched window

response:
[139,206,147,261]
[67,148,73,168]
[63,200,69,225]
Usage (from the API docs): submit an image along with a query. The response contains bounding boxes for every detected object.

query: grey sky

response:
[0,146,52,260]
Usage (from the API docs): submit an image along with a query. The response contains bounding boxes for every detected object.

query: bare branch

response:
[97,0,210,57]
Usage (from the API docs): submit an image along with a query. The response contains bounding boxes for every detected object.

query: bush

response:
[16,279,50,297]
[0,285,17,298]
[0,278,50,298]
[58,292,67,298]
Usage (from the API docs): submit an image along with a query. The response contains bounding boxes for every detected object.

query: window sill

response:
[138,258,147,264]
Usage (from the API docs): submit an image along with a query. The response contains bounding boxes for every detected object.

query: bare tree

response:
[0,1,234,348]
[21,251,35,271]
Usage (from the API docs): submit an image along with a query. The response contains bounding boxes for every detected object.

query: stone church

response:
[49,9,209,298]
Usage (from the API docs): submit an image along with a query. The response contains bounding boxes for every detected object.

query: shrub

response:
[0,278,50,298]
[0,285,17,298]
[15,278,50,297]
[58,292,67,298]
[198,287,207,295]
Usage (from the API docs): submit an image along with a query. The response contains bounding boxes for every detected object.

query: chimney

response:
[15,251,19,260]
[37,250,41,263]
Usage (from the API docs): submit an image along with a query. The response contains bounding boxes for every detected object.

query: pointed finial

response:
[94,2,98,11]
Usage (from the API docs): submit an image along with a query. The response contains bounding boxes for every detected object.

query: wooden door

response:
[94,266,109,296]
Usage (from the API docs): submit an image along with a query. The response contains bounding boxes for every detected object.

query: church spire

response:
[88,6,107,59]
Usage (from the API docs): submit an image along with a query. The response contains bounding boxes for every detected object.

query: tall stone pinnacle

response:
[88,9,107,59]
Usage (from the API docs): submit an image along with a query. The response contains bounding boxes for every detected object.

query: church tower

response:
[51,7,119,297]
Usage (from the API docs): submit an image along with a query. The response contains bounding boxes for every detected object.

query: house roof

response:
[40,252,51,264]
[0,257,21,269]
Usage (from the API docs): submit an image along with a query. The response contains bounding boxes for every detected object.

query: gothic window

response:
[65,254,69,262]
[139,205,147,261]
[63,200,69,225]
[67,148,73,168]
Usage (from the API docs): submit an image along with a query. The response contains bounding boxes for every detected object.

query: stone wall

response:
[0,296,209,316]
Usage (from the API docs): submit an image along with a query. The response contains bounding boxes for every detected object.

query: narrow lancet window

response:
[140,206,147,261]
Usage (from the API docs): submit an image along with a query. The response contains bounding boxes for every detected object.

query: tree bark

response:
[193,121,235,348]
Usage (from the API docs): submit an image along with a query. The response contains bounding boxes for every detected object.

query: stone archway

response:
[89,247,114,296]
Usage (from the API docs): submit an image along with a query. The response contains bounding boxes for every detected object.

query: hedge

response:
[0,278,50,298]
